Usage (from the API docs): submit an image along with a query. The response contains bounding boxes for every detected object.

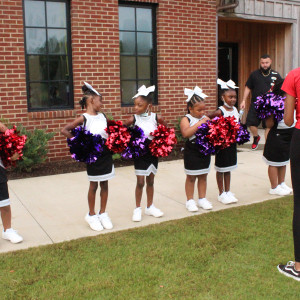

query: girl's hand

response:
[11,152,20,161]
[196,116,209,126]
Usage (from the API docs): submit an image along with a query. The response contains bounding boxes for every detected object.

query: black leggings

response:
[290,128,300,262]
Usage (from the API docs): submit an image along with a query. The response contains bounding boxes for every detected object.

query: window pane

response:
[26,28,46,54]
[137,33,153,55]
[121,81,137,105]
[138,80,151,90]
[138,57,152,79]
[120,32,136,55]
[29,82,49,109]
[137,8,152,32]
[25,0,45,27]
[48,29,67,54]
[119,7,135,30]
[49,82,70,106]
[47,2,66,28]
[121,57,136,80]
[49,56,68,80]
[28,55,48,81]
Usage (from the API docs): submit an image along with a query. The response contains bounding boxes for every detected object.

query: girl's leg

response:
[268,166,279,189]
[87,181,98,215]
[216,171,224,194]
[99,181,108,214]
[197,174,207,199]
[146,173,155,207]
[0,205,11,231]
[135,175,145,207]
[185,175,196,200]
[224,172,231,192]
[278,166,286,185]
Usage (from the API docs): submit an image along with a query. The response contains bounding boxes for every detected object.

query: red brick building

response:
[0,0,217,161]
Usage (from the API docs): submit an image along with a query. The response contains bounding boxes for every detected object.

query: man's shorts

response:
[246,102,266,128]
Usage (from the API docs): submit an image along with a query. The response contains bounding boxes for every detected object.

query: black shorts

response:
[246,103,266,128]
[0,182,10,207]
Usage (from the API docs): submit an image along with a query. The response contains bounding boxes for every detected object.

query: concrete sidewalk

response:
[1,135,292,254]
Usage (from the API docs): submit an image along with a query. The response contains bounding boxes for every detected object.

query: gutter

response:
[217,0,239,12]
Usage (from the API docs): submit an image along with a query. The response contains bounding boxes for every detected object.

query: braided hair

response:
[79,84,100,109]
[187,94,205,113]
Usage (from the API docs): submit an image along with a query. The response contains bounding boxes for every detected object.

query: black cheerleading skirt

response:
[263,126,294,166]
[184,140,211,175]
[215,143,237,172]
[86,146,115,182]
[134,151,158,176]
[0,166,7,183]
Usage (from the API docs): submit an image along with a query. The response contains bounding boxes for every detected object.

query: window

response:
[119,3,157,105]
[23,0,73,111]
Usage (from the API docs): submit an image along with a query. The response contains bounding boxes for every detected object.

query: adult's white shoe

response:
[198,198,213,210]
[145,205,164,218]
[98,212,113,229]
[2,228,23,244]
[132,207,142,222]
[85,213,104,231]
[186,199,199,212]
[269,185,291,196]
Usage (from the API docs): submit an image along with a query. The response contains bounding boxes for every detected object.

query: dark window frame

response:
[119,1,158,106]
[23,0,74,112]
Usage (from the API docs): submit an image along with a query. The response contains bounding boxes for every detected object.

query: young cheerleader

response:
[180,86,213,212]
[124,85,166,222]
[263,79,295,196]
[61,82,114,231]
[0,122,23,243]
[208,79,240,205]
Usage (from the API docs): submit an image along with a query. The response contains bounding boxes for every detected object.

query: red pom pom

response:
[0,126,27,168]
[149,125,177,157]
[105,120,131,153]
[207,116,239,150]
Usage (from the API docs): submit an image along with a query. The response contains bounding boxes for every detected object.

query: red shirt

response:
[282,67,300,129]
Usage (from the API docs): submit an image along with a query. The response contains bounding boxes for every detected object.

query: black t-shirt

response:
[246,69,282,102]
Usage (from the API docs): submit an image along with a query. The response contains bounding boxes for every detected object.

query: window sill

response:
[28,110,76,120]
[121,105,161,114]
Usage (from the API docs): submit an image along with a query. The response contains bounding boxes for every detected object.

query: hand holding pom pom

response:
[195,122,215,155]
[236,123,250,145]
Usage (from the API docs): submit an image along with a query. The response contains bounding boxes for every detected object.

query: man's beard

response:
[260,66,271,75]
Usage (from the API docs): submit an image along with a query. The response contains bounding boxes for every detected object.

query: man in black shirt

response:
[240,54,282,150]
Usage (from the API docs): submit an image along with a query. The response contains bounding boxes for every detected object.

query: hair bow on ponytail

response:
[133,85,155,99]
[184,86,208,102]
[83,82,102,96]
[217,79,239,90]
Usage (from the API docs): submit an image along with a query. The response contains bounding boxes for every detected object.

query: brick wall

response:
[0,0,217,161]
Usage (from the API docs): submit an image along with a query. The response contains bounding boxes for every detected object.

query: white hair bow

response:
[132,85,155,99]
[184,86,208,102]
[84,82,101,96]
[217,79,239,90]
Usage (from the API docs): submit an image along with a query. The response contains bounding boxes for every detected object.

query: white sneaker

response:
[145,205,164,218]
[186,199,199,212]
[218,192,233,205]
[2,228,23,244]
[98,212,113,229]
[132,207,142,222]
[226,191,238,203]
[269,185,291,196]
[85,213,104,231]
[280,182,293,194]
[198,198,213,210]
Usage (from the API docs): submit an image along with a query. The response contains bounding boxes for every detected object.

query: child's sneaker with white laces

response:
[145,204,164,218]
[186,199,199,212]
[226,191,238,203]
[132,207,142,222]
[277,261,300,281]
[85,213,104,231]
[98,212,113,229]
[218,192,233,204]
[269,185,290,196]
[2,228,23,244]
[198,198,213,210]
[280,182,293,194]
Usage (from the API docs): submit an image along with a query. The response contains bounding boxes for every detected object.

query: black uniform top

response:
[246,69,282,103]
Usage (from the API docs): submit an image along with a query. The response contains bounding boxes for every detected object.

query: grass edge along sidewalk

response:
[1,196,300,299]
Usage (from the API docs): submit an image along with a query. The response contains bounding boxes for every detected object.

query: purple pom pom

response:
[67,126,105,164]
[121,125,148,160]
[195,122,215,155]
[254,93,285,122]
[236,122,250,145]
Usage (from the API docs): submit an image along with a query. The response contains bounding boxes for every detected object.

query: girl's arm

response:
[123,116,134,127]
[0,122,8,133]
[284,94,296,126]
[157,114,167,127]
[61,115,85,139]
[206,109,222,120]
[180,116,209,139]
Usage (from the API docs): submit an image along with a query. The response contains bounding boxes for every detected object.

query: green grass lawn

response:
[1,196,300,299]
